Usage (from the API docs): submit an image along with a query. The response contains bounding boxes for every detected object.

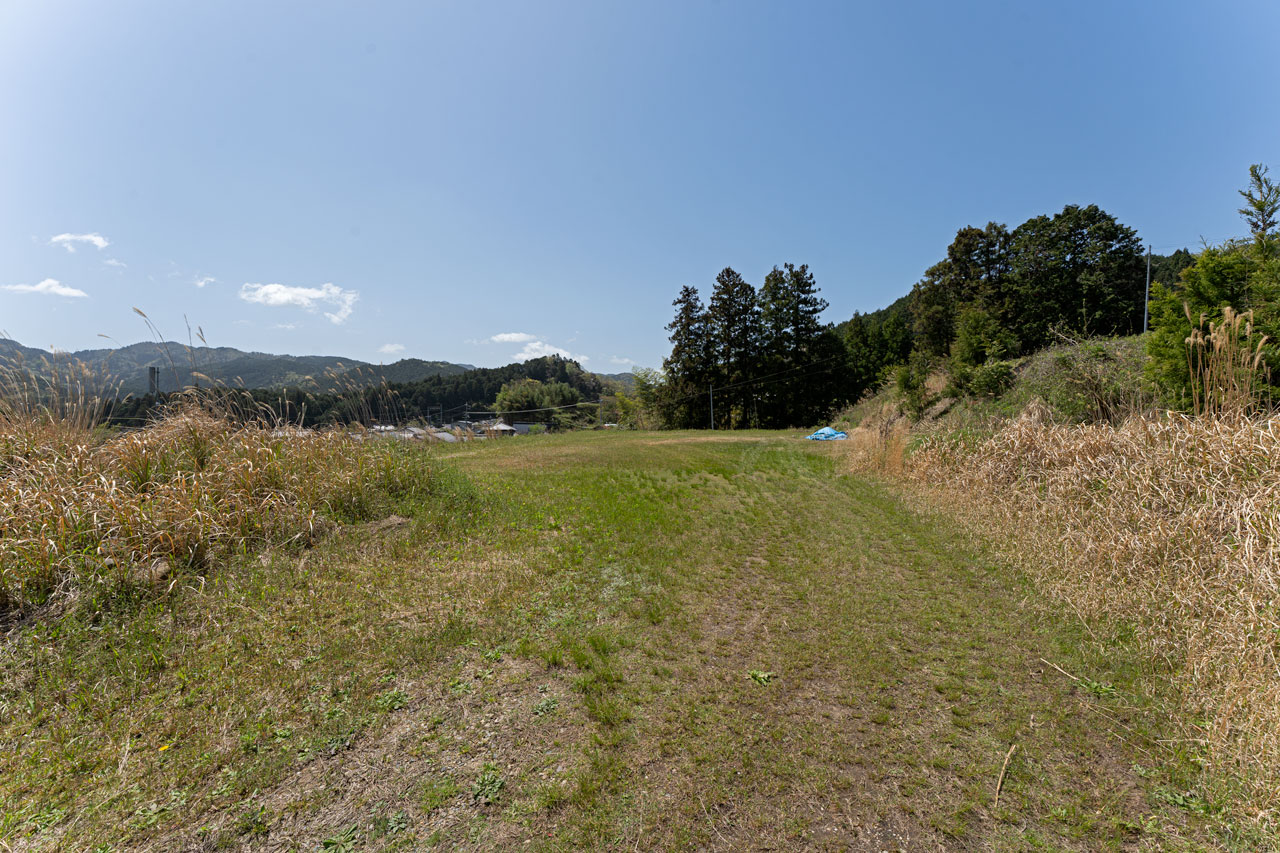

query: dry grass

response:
[0,346,120,432]
[851,407,1280,824]
[0,405,442,615]
[1185,305,1273,417]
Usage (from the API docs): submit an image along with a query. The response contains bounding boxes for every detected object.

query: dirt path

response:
[432,435,1204,850]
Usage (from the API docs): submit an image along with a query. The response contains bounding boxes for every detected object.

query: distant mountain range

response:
[0,338,639,396]
[0,338,476,395]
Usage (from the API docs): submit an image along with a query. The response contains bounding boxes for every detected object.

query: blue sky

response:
[2,1,1277,370]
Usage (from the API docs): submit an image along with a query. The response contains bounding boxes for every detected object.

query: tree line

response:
[103,355,607,428]
[647,203,1163,428]
[99,166,1277,432]
[656,264,850,428]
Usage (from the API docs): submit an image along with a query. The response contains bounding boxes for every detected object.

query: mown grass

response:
[1,427,1246,850]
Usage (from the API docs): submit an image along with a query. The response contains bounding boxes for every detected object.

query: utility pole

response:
[709,385,715,430]
[1143,245,1152,333]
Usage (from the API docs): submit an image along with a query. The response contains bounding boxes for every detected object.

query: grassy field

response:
[1,429,1234,850]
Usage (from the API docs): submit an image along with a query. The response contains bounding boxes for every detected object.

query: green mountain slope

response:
[0,339,473,395]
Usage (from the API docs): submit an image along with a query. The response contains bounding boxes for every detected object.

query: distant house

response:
[485,420,517,437]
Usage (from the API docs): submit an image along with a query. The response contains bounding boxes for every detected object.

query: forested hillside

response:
[0,339,472,395]
[646,200,1206,429]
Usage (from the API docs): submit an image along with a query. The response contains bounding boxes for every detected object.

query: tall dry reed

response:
[1185,305,1272,418]
[0,347,120,431]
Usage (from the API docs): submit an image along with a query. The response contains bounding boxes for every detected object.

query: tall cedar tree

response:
[661,285,714,428]
[759,263,833,425]
[708,267,762,428]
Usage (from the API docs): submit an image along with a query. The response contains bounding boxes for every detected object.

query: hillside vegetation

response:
[819,163,1280,837]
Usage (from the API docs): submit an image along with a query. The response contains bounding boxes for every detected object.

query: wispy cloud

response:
[49,232,109,253]
[513,340,589,363]
[491,332,537,343]
[2,278,89,298]
[239,282,358,324]
[272,323,297,330]
[378,343,406,355]
[194,276,215,288]
[104,258,127,269]
[609,356,633,366]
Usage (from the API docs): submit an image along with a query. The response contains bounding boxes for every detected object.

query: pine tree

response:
[1239,163,1280,258]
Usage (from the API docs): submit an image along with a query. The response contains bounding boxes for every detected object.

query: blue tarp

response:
[806,427,848,441]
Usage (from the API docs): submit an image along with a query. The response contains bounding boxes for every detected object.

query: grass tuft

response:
[0,405,457,615]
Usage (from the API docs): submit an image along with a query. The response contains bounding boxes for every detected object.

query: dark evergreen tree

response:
[660,285,714,428]
[759,263,828,363]
[707,267,761,428]
[842,303,912,401]
[1149,249,1196,291]
[758,263,832,426]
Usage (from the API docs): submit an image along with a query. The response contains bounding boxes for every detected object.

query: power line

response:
[1146,235,1238,253]
[712,353,847,393]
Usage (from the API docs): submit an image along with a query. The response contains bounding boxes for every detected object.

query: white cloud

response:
[194,276,215,288]
[609,356,633,366]
[104,258,127,268]
[49,232,109,252]
[272,323,297,330]
[239,282,358,324]
[491,331,537,343]
[2,278,88,298]
[378,343,406,355]
[513,340,589,363]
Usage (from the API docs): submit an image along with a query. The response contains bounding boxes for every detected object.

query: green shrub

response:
[969,361,1014,397]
